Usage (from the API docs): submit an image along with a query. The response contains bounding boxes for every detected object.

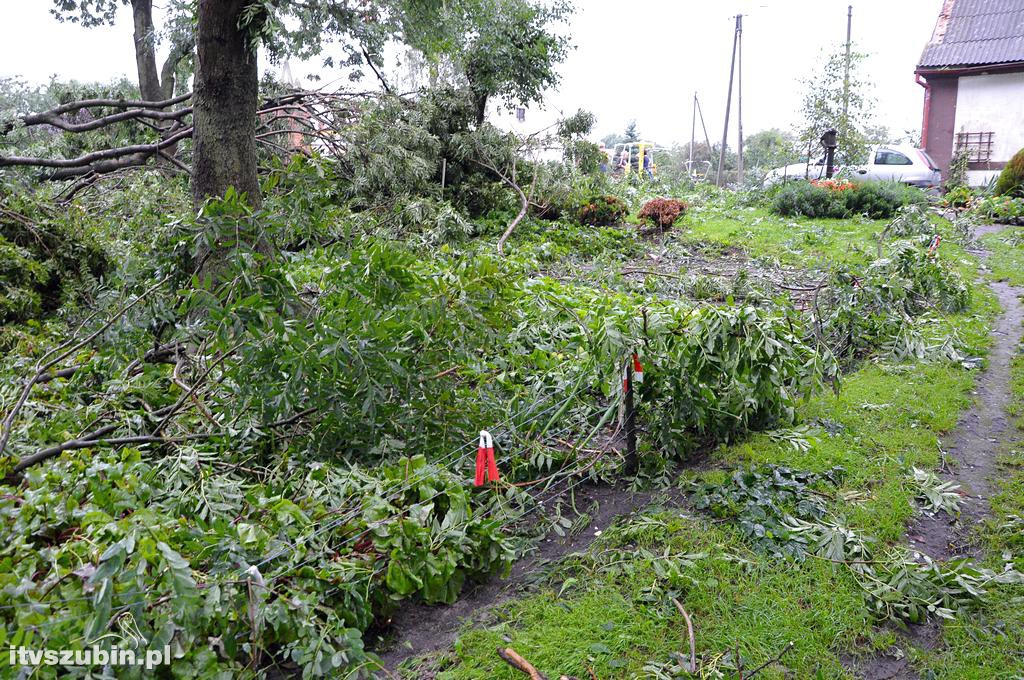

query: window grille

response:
[955,131,994,163]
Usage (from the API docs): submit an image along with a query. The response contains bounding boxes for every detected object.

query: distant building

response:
[915,0,1024,185]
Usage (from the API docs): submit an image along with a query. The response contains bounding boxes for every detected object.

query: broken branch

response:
[671,598,697,674]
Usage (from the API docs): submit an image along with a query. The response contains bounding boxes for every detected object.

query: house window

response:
[955,131,994,163]
[874,150,913,165]
[515,107,526,123]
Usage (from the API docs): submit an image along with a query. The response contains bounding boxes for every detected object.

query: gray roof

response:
[918,0,1024,69]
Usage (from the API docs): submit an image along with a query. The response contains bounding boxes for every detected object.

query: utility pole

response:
[843,5,852,120]
[690,91,696,171]
[736,17,744,186]
[717,14,742,187]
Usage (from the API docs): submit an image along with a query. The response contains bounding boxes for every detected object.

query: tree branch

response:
[0,127,192,170]
[2,92,192,135]
[0,277,169,458]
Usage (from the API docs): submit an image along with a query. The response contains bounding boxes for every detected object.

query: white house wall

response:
[954,72,1024,163]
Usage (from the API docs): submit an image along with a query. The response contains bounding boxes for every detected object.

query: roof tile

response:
[918,0,1024,68]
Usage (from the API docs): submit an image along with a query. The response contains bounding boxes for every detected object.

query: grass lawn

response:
[980,225,1024,285]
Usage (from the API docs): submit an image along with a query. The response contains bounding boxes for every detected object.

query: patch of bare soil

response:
[847,223,1024,680]
[372,482,682,678]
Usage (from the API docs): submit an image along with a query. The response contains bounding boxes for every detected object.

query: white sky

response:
[0,0,944,147]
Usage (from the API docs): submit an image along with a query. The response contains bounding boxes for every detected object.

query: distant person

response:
[643,150,654,179]
[617,148,630,174]
[598,144,609,173]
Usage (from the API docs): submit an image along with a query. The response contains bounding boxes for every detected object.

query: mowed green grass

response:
[681,206,884,268]
[980,225,1024,285]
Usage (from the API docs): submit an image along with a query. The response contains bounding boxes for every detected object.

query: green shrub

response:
[975,195,1024,224]
[772,181,848,218]
[577,194,628,226]
[994,147,1024,197]
[772,180,926,220]
[845,182,927,219]
[643,304,831,456]
[942,185,974,209]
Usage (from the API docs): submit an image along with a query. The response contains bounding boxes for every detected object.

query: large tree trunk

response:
[131,0,162,101]
[191,0,261,210]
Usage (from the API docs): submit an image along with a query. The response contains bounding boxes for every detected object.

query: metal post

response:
[624,357,637,475]
[716,15,741,187]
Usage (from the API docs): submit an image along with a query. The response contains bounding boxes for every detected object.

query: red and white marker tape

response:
[632,352,644,385]
[623,353,644,393]
[474,430,499,486]
[928,234,941,256]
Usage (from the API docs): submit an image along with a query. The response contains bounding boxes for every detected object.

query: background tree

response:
[420,0,572,125]
[50,0,194,101]
[797,48,874,165]
[743,129,799,179]
[623,120,640,142]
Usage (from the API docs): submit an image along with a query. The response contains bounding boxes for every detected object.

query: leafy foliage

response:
[976,194,1024,225]
[577,195,628,226]
[0,186,106,325]
[642,305,832,455]
[693,464,845,558]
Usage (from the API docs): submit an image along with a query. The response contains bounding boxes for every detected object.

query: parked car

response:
[764,144,941,188]
[763,157,834,186]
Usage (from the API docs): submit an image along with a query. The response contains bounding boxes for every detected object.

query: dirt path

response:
[847,222,1024,680]
[372,483,680,677]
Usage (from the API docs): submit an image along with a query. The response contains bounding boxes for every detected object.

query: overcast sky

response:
[0,0,943,147]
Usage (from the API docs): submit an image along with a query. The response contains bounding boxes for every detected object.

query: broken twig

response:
[671,598,697,674]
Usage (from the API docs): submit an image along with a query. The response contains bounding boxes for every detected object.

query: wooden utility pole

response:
[717,14,742,187]
[690,91,697,170]
[843,5,852,120]
[736,17,744,186]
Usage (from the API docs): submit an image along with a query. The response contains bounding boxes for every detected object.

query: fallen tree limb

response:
[19,106,193,134]
[0,127,192,170]
[671,598,697,674]
[1,92,192,135]
[10,405,314,477]
[12,433,220,474]
[620,268,683,279]
[0,277,169,458]
[497,648,547,680]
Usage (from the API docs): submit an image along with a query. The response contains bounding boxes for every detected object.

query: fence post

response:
[624,357,638,474]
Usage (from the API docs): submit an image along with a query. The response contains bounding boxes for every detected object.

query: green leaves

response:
[643,304,832,455]
[909,466,963,517]
[158,541,198,602]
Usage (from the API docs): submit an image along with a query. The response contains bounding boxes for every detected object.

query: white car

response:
[765,144,941,189]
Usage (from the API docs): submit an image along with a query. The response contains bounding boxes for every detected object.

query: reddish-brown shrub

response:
[638,198,688,229]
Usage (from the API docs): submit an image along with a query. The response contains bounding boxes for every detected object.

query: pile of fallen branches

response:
[0,87,380,197]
